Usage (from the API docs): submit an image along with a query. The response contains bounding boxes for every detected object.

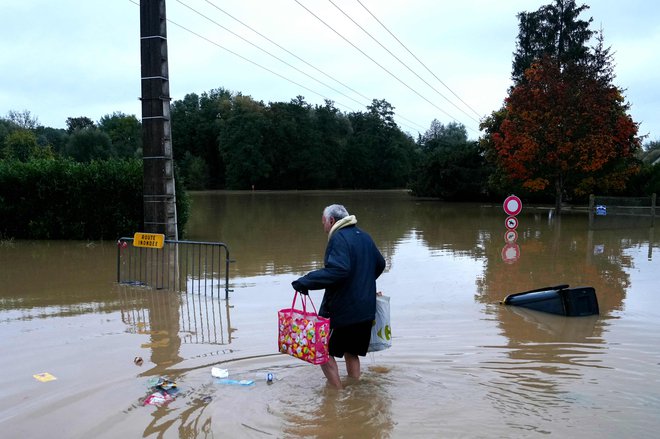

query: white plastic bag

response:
[368,295,391,352]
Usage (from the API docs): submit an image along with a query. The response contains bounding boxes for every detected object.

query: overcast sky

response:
[1,0,658,142]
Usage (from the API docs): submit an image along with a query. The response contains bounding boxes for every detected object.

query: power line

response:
[174,0,367,109]
[203,0,372,104]
[127,0,425,133]
[127,0,356,113]
[328,0,480,125]
[198,0,426,132]
[293,0,478,133]
[356,0,483,120]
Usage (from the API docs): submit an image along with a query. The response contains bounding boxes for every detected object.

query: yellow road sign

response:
[133,232,165,249]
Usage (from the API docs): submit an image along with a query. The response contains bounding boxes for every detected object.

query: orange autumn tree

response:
[493,56,640,212]
[482,1,642,213]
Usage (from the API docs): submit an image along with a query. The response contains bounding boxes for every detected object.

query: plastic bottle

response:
[255,372,276,384]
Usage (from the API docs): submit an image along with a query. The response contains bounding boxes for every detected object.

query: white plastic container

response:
[211,367,229,378]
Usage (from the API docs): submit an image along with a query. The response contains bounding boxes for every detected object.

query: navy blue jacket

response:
[294,225,385,328]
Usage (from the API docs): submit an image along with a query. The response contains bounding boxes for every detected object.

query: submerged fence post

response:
[588,194,595,229]
[117,237,232,300]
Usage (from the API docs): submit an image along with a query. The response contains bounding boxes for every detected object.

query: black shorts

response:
[328,319,373,358]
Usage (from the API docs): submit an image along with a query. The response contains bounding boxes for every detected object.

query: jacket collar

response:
[328,215,357,241]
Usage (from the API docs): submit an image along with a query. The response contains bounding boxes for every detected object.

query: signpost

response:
[502,195,522,263]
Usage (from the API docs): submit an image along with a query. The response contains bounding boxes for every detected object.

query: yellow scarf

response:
[328,215,357,241]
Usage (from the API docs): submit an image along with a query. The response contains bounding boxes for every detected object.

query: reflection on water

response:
[119,286,232,347]
[481,305,607,433]
[279,371,394,438]
[1,190,660,438]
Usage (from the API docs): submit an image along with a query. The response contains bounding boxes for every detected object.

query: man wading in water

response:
[292,204,385,389]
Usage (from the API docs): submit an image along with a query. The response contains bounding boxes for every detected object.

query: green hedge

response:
[0,158,189,240]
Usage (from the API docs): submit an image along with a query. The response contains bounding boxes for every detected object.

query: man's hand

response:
[292,280,308,295]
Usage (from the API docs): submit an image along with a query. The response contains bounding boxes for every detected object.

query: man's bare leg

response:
[321,357,342,389]
[345,353,361,379]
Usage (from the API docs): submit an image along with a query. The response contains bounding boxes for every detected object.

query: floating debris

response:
[33,372,57,382]
[143,377,178,407]
[211,367,229,378]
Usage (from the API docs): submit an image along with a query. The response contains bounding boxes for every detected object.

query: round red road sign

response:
[504,230,518,243]
[505,216,519,230]
[501,243,521,264]
[503,195,522,216]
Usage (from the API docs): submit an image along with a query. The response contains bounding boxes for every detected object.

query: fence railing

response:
[589,194,657,230]
[116,237,233,300]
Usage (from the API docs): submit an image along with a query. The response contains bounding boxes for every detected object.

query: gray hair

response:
[323,204,349,221]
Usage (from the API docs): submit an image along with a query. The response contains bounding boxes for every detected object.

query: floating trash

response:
[255,372,276,384]
[143,391,174,407]
[147,376,177,391]
[215,379,254,386]
[143,376,178,407]
[33,372,57,382]
[211,367,229,378]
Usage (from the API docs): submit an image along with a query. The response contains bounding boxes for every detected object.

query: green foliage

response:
[220,95,271,189]
[98,112,142,158]
[2,130,38,161]
[35,126,68,155]
[639,140,660,165]
[348,99,417,189]
[170,92,418,190]
[174,166,191,239]
[421,120,469,151]
[0,158,142,239]
[171,89,232,188]
[645,164,660,195]
[179,152,209,190]
[0,157,190,240]
[1,129,54,162]
[0,118,14,144]
[0,109,192,240]
[411,120,491,200]
[6,110,39,130]
[261,95,357,190]
[64,128,114,162]
[625,162,660,197]
[512,0,594,84]
[66,116,95,133]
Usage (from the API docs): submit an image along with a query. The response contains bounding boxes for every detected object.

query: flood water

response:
[1,190,659,438]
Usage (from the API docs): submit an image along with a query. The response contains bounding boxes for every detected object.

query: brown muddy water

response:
[1,190,659,438]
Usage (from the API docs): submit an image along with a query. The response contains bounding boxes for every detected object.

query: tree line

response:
[171,94,419,191]
[0,110,142,162]
[2,0,660,234]
[0,111,190,240]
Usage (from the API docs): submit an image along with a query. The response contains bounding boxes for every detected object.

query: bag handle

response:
[292,290,320,315]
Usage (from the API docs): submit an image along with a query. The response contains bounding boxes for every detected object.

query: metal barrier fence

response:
[589,194,657,230]
[116,237,232,300]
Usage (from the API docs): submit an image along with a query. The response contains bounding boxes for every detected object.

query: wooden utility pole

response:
[140,0,178,240]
